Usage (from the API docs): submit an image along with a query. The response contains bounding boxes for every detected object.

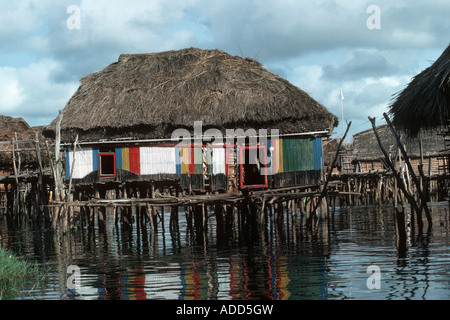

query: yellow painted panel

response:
[122,147,129,171]
[181,148,190,174]
[278,139,283,172]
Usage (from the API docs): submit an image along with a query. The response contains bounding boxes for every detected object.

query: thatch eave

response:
[388,44,450,137]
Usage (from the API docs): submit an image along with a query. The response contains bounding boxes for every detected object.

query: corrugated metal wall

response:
[66,148,95,179]
[268,136,323,174]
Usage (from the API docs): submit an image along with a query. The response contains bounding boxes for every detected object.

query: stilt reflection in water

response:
[0,202,448,300]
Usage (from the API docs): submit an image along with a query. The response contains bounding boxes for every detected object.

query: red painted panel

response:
[128,146,140,174]
[189,146,195,174]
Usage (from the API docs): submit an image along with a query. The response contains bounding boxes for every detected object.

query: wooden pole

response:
[395,206,407,257]
[11,136,20,223]
[369,116,423,231]
[43,140,54,225]
[383,113,432,227]
[310,121,352,224]
[112,205,117,229]
[14,133,21,174]
[147,204,155,232]
[67,134,78,197]
[35,132,48,223]
[52,110,64,229]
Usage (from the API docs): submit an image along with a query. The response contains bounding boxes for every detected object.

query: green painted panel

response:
[282,137,314,172]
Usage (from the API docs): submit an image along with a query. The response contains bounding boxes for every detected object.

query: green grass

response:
[0,247,48,299]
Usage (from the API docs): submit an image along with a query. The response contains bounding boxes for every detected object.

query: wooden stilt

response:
[383,113,432,227]
[147,204,155,232]
[395,206,407,257]
[369,116,423,233]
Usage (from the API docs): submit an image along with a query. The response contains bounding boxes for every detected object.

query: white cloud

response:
[0,67,24,112]
[60,0,200,50]
[0,2,40,38]
[285,49,424,140]
[0,60,78,125]
[0,0,448,131]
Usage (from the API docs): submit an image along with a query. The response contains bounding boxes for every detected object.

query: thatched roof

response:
[350,124,445,162]
[43,48,338,142]
[388,44,450,136]
[0,115,48,171]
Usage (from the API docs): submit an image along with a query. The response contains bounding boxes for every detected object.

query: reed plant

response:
[0,247,48,299]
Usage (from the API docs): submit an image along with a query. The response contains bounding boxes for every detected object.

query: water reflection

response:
[0,203,449,300]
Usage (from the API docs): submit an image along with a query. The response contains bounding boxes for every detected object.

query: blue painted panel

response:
[115,147,122,169]
[313,137,324,170]
[175,147,181,174]
[65,148,70,180]
[92,148,99,172]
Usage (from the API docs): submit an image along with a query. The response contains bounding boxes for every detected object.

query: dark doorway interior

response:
[240,146,267,188]
[99,153,115,177]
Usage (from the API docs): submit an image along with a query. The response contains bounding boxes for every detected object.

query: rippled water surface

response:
[1,203,449,300]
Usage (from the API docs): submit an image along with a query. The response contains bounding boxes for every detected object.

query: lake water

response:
[0,202,449,300]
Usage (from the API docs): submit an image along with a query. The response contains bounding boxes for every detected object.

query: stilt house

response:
[43,48,338,193]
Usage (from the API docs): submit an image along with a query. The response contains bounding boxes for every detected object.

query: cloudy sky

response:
[0,0,449,141]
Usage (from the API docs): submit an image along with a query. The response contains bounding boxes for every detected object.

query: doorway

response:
[99,152,116,177]
[239,146,267,189]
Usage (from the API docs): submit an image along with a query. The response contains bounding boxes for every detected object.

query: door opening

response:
[99,153,116,177]
[239,146,267,189]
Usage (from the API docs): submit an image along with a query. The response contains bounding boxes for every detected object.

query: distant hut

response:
[388,43,450,136]
[43,48,338,193]
[0,115,47,175]
[350,124,446,176]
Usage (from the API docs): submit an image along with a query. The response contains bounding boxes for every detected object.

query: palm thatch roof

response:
[43,48,338,142]
[388,44,450,136]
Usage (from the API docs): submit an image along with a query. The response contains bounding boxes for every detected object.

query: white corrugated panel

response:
[211,147,226,174]
[140,147,177,174]
[68,148,93,179]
